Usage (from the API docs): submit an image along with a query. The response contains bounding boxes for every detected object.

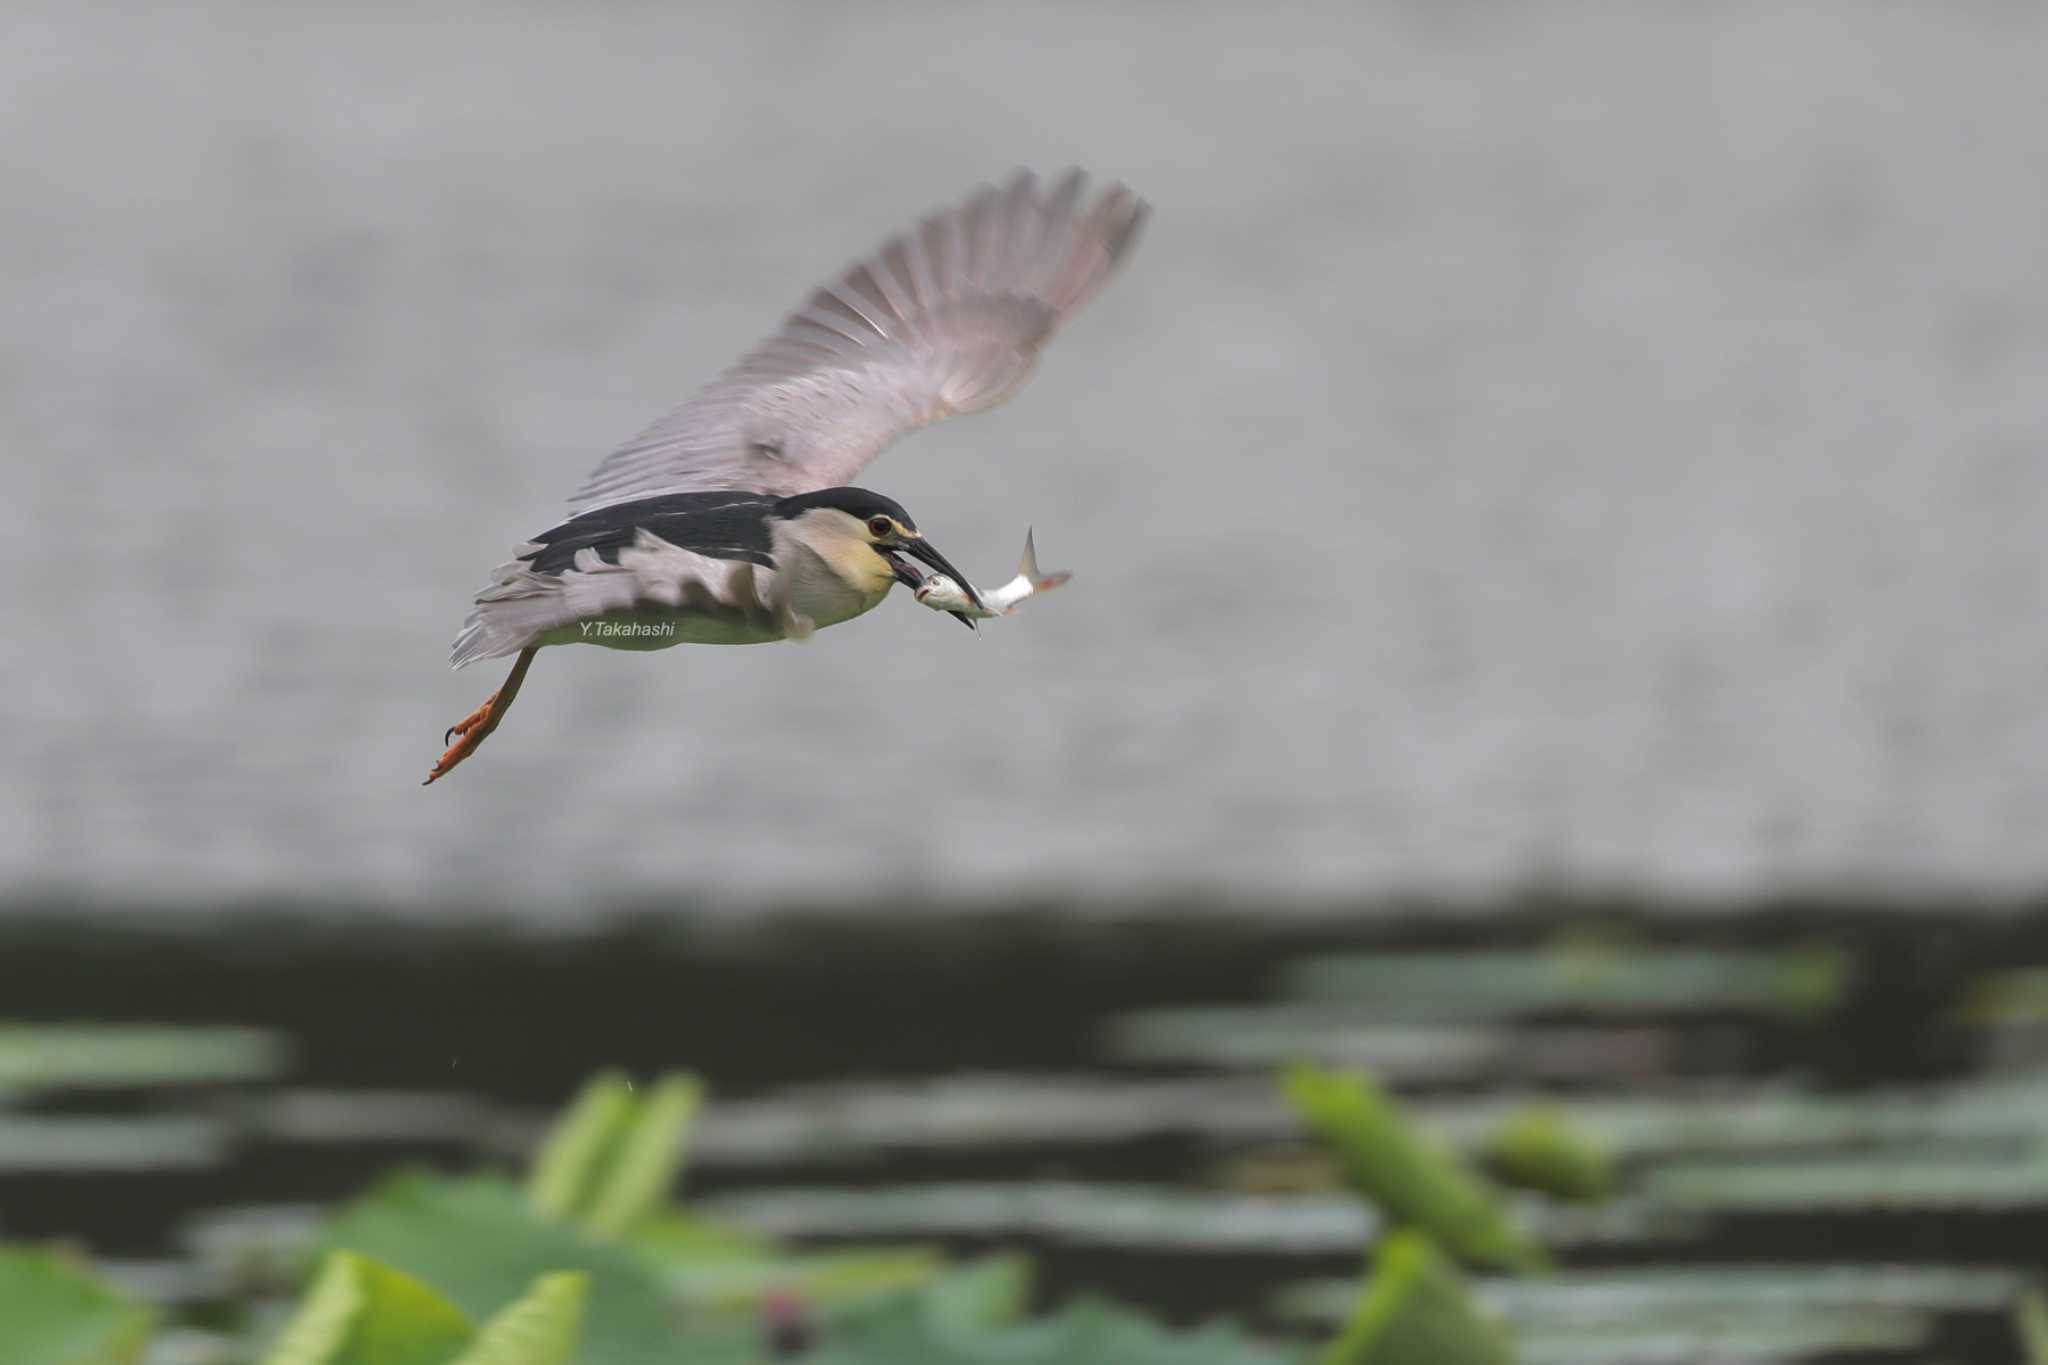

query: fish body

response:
[913,529,1071,622]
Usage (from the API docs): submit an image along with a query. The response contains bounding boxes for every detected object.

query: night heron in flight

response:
[426,169,1147,783]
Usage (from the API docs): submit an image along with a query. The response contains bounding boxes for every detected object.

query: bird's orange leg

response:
[423,647,536,785]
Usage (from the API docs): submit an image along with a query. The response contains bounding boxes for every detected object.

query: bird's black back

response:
[520,491,780,575]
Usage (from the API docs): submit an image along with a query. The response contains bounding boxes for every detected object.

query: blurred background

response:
[3,4,2047,1363]
[5,2,2044,912]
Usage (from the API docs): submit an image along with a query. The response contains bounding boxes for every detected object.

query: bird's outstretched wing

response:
[566,169,1147,512]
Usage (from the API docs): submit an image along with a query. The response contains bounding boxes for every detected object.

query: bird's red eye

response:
[867,516,893,538]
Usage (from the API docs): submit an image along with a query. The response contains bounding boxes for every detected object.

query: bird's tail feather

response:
[448,545,596,668]
[449,577,553,668]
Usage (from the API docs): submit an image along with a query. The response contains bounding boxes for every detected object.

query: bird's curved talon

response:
[422,650,536,788]
[423,692,501,785]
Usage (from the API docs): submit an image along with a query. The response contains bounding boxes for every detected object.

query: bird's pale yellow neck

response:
[777,510,894,591]
[770,508,898,632]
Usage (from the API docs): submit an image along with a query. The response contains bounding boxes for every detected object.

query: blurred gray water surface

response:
[2,4,2044,915]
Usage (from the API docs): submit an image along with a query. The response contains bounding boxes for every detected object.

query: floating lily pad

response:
[0,1245,156,1365]
[625,1198,948,1316]
[1510,1307,1930,1364]
[0,1116,227,1173]
[686,1073,1289,1166]
[243,1091,497,1146]
[703,1181,1380,1253]
[808,1256,1293,1365]
[1283,947,1846,1019]
[1107,1010,1674,1082]
[706,1179,1695,1257]
[1286,1263,1954,1364]
[1275,1263,2030,1325]
[647,1243,944,1316]
[1420,1070,2048,1162]
[322,1173,753,1365]
[1644,1147,2048,1211]
[0,1025,285,1094]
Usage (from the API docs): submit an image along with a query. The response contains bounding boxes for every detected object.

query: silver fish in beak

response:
[912,528,1071,625]
[882,534,982,629]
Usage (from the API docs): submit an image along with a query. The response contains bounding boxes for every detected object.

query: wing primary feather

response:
[962,182,1001,294]
[807,283,892,341]
[1024,168,1088,298]
[868,237,922,324]
[782,313,869,354]
[910,213,948,315]
[942,198,974,302]
[973,182,1004,290]
[836,266,903,337]
[559,169,1148,511]
[992,169,1040,292]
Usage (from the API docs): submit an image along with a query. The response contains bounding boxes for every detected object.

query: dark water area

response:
[5,899,2048,1363]
[1,898,2014,1104]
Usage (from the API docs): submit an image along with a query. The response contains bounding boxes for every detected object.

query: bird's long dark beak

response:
[902,537,982,609]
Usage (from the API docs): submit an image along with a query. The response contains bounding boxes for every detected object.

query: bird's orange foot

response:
[423,691,501,785]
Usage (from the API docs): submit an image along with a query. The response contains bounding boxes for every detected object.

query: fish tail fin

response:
[1019,528,1072,594]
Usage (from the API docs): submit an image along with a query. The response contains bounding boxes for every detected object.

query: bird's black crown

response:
[772,486,915,532]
